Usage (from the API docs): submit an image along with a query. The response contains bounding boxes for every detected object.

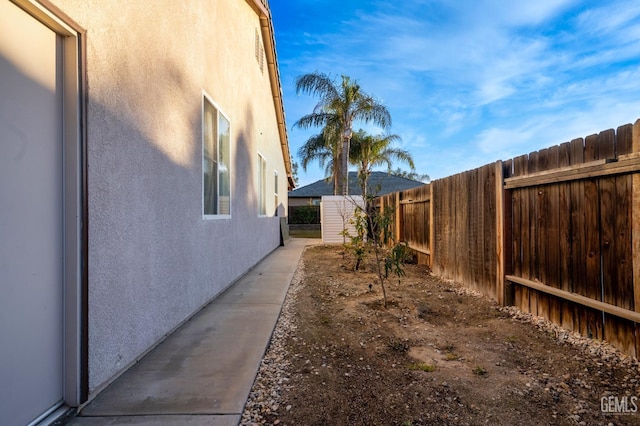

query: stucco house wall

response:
[51,0,290,394]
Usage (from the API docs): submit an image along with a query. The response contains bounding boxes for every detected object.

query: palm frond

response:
[294,112,334,130]
[295,72,339,101]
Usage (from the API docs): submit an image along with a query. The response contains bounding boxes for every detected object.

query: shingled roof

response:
[289,171,425,198]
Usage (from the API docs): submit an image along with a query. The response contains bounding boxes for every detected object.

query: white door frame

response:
[11,0,87,409]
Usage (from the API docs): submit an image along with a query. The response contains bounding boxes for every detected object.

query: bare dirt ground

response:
[244,244,640,426]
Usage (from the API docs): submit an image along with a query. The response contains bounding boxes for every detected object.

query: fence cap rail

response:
[504,152,640,189]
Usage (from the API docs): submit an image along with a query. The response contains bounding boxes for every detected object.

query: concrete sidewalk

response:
[68,238,311,426]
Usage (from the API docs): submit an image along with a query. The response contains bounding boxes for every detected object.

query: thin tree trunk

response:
[363,174,368,200]
[333,149,341,195]
[339,136,350,195]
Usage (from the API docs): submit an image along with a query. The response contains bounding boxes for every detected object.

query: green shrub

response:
[289,205,320,224]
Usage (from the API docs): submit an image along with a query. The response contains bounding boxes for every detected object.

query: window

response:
[274,171,279,216]
[203,95,230,216]
[258,154,267,216]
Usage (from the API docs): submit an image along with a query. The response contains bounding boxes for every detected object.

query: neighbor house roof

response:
[289,171,425,198]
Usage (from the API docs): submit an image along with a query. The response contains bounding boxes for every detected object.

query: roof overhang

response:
[246,0,295,190]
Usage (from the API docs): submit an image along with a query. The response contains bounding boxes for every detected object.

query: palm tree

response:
[298,128,340,195]
[294,72,391,195]
[349,130,415,202]
[297,122,341,194]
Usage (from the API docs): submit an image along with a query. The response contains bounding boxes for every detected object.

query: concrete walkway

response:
[68,238,311,426]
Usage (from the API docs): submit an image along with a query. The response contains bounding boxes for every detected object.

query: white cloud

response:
[575,1,640,36]
[467,0,577,27]
[272,0,640,184]
[475,126,534,156]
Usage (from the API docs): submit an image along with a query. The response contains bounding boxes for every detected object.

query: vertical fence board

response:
[615,125,635,351]
[472,169,482,291]
[615,124,634,310]
[465,171,472,286]
[515,155,530,313]
[547,145,562,325]
[425,194,431,257]
[529,150,540,316]
[433,179,445,276]
[395,191,401,244]
[496,161,506,305]
[600,130,616,310]
[511,157,523,281]
[599,129,624,350]
[504,160,515,305]
[479,169,487,290]
[613,125,633,311]
[445,177,454,281]
[489,165,498,297]
[584,133,604,339]
[456,173,464,284]
[441,178,450,280]
[483,166,494,297]
[437,178,447,277]
[540,148,552,321]
[469,170,480,290]
[631,120,640,354]
[429,185,434,268]
[504,157,522,306]
[558,141,574,330]
[569,138,587,335]
[632,120,640,356]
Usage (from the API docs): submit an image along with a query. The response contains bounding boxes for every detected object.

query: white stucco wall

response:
[52,0,288,393]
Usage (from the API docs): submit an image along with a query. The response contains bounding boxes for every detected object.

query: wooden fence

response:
[379,185,432,265]
[378,119,640,357]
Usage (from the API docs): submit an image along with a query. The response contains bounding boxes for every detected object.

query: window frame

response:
[274,170,279,217]
[202,92,231,219]
[258,152,267,217]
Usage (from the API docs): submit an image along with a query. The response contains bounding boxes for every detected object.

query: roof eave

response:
[246,0,295,190]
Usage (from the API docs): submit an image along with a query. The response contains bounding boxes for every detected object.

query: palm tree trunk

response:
[363,173,368,200]
[333,149,341,195]
[339,136,350,195]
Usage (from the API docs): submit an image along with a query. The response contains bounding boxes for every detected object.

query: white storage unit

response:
[321,195,365,243]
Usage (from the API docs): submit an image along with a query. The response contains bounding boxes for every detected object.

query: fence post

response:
[632,119,640,356]
[379,195,385,243]
[395,191,401,244]
[502,160,514,306]
[429,183,434,269]
[495,161,505,305]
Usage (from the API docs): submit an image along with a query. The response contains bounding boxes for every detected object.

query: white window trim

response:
[258,152,267,217]
[202,90,232,220]
[274,170,279,217]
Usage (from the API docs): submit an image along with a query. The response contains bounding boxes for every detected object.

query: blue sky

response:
[269,0,640,188]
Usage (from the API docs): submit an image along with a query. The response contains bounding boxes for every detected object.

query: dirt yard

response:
[243,244,640,426]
